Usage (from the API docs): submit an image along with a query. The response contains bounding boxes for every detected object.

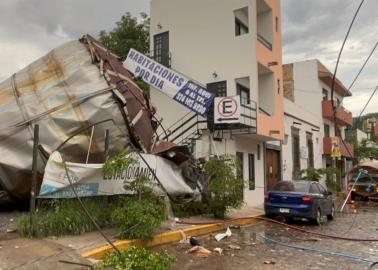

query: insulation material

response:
[0,35,156,203]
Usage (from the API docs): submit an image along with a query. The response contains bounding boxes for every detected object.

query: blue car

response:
[264,180,335,225]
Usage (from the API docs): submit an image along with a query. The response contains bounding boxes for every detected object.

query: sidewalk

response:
[81,206,264,260]
[0,206,264,269]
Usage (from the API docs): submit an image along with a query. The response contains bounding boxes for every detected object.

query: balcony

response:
[323,137,354,158]
[208,100,257,135]
[257,0,273,51]
[322,100,352,126]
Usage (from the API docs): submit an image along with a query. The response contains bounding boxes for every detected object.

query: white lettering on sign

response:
[123,48,214,116]
[214,96,241,124]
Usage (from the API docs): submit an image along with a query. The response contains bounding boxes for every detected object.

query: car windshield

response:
[271,181,308,192]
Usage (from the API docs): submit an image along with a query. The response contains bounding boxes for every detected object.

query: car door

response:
[309,183,325,214]
[317,183,332,214]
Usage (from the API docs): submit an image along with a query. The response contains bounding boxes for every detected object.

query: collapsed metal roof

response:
[0,35,157,203]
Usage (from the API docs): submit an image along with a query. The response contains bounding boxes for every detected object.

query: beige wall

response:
[150,0,283,207]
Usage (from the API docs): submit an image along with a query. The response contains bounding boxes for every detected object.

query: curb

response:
[81,214,264,260]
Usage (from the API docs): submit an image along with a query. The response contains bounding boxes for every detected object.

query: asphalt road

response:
[160,202,378,270]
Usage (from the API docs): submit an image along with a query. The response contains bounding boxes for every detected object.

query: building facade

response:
[283,60,354,187]
[150,0,284,207]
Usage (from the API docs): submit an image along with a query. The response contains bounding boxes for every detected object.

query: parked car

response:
[348,160,378,201]
[264,180,335,225]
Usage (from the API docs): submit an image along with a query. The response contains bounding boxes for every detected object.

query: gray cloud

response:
[282,0,378,115]
[0,0,376,115]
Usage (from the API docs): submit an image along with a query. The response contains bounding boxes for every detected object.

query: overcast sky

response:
[0,0,376,116]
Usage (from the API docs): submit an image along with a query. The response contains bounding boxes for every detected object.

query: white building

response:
[150,0,284,207]
[283,60,354,187]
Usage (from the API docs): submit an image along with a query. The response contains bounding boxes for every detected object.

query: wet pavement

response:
[158,202,378,270]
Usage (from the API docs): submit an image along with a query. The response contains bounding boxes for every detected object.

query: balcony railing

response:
[257,33,272,51]
[322,100,352,126]
[323,137,354,158]
[208,100,257,135]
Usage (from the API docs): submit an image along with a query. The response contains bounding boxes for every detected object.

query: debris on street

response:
[214,227,232,242]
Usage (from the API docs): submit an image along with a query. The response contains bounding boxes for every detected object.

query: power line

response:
[330,0,366,104]
[328,0,366,161]
[357,84,378,122]
[347,40,378,91]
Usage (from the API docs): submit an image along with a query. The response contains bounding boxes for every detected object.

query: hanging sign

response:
[214,96,241,124]
[331,137,342,158]
[124,48,214,116]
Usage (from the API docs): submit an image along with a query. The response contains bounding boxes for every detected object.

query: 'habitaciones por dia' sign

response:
[124,48,214,116]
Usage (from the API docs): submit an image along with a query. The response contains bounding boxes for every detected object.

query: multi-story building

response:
[149,0,284,207]
[283,60,354,187]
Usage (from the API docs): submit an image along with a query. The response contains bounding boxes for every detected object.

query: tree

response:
[99,12,150,60]
[355,139,378,162]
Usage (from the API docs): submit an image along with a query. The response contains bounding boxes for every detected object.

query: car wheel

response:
[313,209,322,225]
[327,205,335,221]
[285,217,294,224]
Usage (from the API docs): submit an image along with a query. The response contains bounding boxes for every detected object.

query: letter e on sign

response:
[214,96,241,124]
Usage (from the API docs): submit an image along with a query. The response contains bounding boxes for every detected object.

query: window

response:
[309,183,321,194]
[336,98,341,107]
[248,154,255,190]
[324,124,330,137]
[206,81,227,129]
[275,16,279,32]
[237,83,250,105]
[292,128,300,179]
[153,32,169,67]
[322,89,328,101]
[234,7,249,36]
[236,152,244,179]
[306,132,314,168]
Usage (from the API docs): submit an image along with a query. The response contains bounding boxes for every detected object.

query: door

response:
[206,81,227,130]
[154,31,169,67]
[266,149,280,191]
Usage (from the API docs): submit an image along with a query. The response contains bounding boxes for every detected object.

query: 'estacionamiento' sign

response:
[124,48,214,116]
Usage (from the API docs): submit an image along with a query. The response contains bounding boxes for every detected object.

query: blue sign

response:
[174,81,214,116]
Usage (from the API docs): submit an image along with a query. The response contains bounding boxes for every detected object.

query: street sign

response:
[331,137,342,158]
[214,96,241,124]
[124,49,214,116]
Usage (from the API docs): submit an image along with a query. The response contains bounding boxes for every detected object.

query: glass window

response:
[248,154,255,190]
[309,183,321,194]
[322,89,328,101]
[236,152,244,179]
[293,182,309,193]
[154,32,169,67]
[234,7,249,36]
[272,181,295,192]
[317,183,327,194]
[324,124,330,137]
[237,83,250,105]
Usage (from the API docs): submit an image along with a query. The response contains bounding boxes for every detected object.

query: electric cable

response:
[347,40,378,93]
[176,216,378,241]
[330,0,365,103]
[260,234,376,265]
[62,160,121,255]
[356,84,378,124]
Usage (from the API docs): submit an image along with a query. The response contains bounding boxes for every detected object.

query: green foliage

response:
[112,195,165,240]
[18,198,116,238]
[171,200,211,218]
[112,176,165,240]
[300,167,340,182]
[326,178,342,193]
[103,148,136,178]
[203,155,244,218]
[354,139,378,162]
[99,12,150,60]
[96,246,174,270]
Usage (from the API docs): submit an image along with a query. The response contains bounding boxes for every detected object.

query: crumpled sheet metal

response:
[0,35,156,203]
